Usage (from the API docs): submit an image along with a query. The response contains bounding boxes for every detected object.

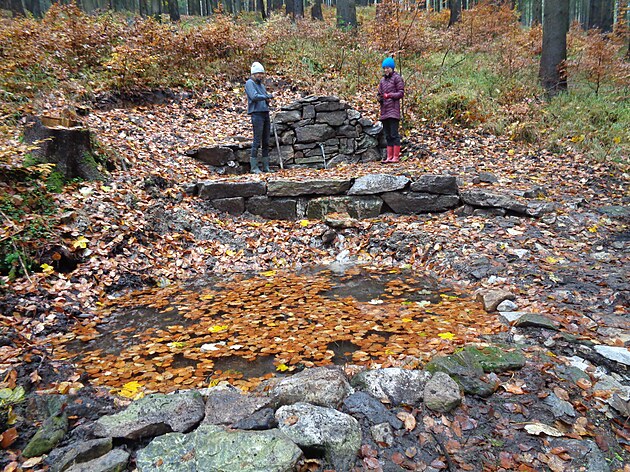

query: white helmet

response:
[251,62,265,74]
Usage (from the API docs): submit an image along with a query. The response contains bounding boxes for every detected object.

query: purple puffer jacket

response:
[378,72,405,120]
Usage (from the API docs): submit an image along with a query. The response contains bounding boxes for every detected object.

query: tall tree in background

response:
[448,0,461,26]
[168,0,180,21]
[294,0,304,18]
[257,0,267,20]
[311,0,323,20]
[539,0,569,95]
[337,0,357,28]
[588,0,614,32]
[531,0,542,24]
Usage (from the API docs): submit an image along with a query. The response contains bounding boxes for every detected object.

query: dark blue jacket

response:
[245,78,272,114]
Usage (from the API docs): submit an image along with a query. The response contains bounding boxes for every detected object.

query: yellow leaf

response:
[545,256,559,264]
[40,263,54,275]
[587,225,598,233]
[117,381,144,399]
[438,332,456,340]
[507,149,515,156]
[168,341,186,349]
[299,220,310,227]
[260,270,277,277]
[72,236,89,249]
[209,325,228,333]
[613,137,621,144]
[384,349,395,355]
[200,294,214,300]
[208,379,220,387]
[401,318,413,323]
[225,249,236,257]
[276,363,289,372]
[570,134,585,143]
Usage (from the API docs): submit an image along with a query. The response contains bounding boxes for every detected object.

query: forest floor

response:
[1,82,629,471]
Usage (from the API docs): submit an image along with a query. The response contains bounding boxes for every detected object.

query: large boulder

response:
[381,192,460,214]
[276,402,361,471]
[342,392,403,429]
[136,424,302,472]
[306,196,383,219]
[410,175,459,195]
[423,372,463,413]
[267,179,352,197]
[350,368,431,406]
[348,174,410,195]
[270,367,351,408]
[203,387,270,426]
[48,438,113,472]
[246,196,299,220]
[93,392,205,440]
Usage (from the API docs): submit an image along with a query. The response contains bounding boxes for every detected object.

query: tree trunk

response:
[448,0,461,26]
[168,0,180,20]
[257,0,267,19]
[2,0,26,16]
[23,116,105,182]
[588,0,614,32]
[336,0,357,28]
[285,0,294,16]
[24,0,42,17]
[188,0,201,15]
[532,0,542,25]
[539,0,569,96]
[294,0,303,17]
[311,0,323,20]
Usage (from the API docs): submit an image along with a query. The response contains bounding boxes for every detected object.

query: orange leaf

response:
[0,427,18,449]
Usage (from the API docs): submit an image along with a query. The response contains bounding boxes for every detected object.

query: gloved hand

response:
[383,93,391,99]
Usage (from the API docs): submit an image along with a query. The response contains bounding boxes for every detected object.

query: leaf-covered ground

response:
[1,82,629,470]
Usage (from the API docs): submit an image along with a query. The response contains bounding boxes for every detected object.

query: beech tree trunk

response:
[23,116,105,182]
[337,0,357,28]
[294,0,303,17]
[168,0,180,21]
[588,0,614,32]
[539,0,569,95]
[532,0,542,25]
[448,0,461,26]
[311,0,323,20]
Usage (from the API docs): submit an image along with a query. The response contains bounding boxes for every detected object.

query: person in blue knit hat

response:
[245,62,274,173]
[377,57,405,163]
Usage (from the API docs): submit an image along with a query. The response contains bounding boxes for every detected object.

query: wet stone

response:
[231,407,277,431]
[513,313,560,331]
[203,387,270,426]
[48,437,113,472]
[342,392,403,429]
[270,366,351,408]
[543,393,576,418]
[65,449,129,472]
[350,368,430,406]
[370,423,395,447]
[423,372,462,413]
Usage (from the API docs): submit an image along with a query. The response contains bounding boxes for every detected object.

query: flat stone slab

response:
[350,368,431,406]
[381,192,460,214]
[187,147,234,166]
[267,179,352,197]
[513,313,560,331]
[410,175,459,195]
[136,424,302,472]
[594,345,630,366]
[246,196,299,220]
[65,449,129,472]
[348,174,409,195]
[198,181,266,199]
[93,391,204,440]
[306,196,383,219]
[461,189,553,217]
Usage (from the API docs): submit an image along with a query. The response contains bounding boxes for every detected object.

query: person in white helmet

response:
[245,62,274,173]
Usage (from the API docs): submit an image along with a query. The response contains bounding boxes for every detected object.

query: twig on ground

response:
[430,430,456,472]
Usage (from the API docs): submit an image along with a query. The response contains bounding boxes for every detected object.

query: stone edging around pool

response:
[186,174,554,220]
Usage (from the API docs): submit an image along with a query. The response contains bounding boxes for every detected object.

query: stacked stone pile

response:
[186,96,384,173]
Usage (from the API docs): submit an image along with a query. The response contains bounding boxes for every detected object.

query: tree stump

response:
[23,116,105,181]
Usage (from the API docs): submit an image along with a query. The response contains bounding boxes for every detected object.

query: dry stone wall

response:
[186,96,385,173]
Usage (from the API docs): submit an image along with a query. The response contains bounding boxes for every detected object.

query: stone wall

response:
[188,174,554,220]
[186,96,384,173]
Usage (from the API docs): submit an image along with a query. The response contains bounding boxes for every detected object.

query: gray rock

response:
[478,172,498,183]
[188,146,234,166]
[543,393,576,418]
[22,414,68,458]
[513,313,560,331]
[346,109,361,121]
[359,148,383,163]
[496,300,518,312]
[410,175,459,195]
[370,423,395,447]
[295,124,336,143]
[337,124,359,138]
[423,372,462,413]
[550,439,610,472]
[499,311,528,324]
[276,402,361,471]
[198,181,266,199]
[342,392,403,429]
[270,367,351,408]
[461,189,553,217]
[306,196,383,219]
[302,105,315,120]
[358,117,373,127]
[594,345,630,366]
[597,205,630,218]
[246,196,299,220]
[476,289,516,312]
[211,197,245,215]
[363,121,383,136]
[348,174,409,195]
[274,110,302,124]
[267,179,352,197]
[474,207,507,217]
[314,101,345,112]
[232,407,277,430]
[48,438,113,472]
[203,388,270,426]
[93,391,204,440]
[356,134,379,150]
[136,424,302,472]
[65,449,129,472]
[350,368,431,406]
[381,192,460,214]
[425,354,494,397]
[458,345,526,373]
[316,111,347,127]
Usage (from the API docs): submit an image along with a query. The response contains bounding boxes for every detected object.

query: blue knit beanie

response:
[382,57,395,69]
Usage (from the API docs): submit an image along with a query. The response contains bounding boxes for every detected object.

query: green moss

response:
[46,171,65,193]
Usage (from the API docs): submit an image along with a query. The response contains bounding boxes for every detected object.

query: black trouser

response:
[251,111,270,158]
[382,118,401,146]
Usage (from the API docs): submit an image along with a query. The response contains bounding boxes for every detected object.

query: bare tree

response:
[311,0,323,20]
[448,0,461,26]
[539,0,569,95]
[588,0,614,32]
[167,0,180,21]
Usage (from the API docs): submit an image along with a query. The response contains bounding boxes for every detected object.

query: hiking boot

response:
[250,157,262,174]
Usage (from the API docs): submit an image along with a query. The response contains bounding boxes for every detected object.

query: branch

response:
[430,430,456,472]
[0,209,33,284]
